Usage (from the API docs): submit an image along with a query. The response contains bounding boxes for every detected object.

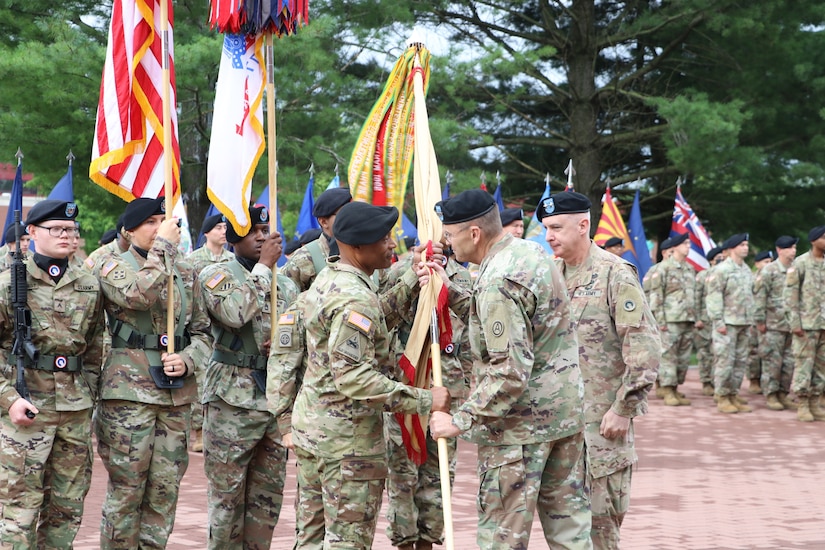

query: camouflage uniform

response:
[784,252,825,398]
[446,235,590,550]
[556,243,660,550]
[0,251,29,273]
[94,238,211,549]
[694,269,714,388]
[290,258,434,549]
[198,259,298,550]
[0,259,104,548]
[646,256,695,387]
[281,235,331,291]
[383,256,473,548]
[186,245,234,439]
[754,260,794,396]
[706,257,756,398]
[84,241,123,272]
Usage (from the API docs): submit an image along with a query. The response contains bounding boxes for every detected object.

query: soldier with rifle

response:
[0,200,105,548]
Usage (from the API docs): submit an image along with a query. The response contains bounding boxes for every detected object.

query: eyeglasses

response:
[35,225,80,237]
[443,226,470,241]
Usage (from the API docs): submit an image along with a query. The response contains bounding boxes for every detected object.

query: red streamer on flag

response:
[209,0,309,35]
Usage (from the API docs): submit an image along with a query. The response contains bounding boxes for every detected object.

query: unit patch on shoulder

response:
[110,269,126,281]
[205,272,226,290]
[101,260,118,277]
[623,299,637,312]
[345,311,373,334]
[335,331,364,362]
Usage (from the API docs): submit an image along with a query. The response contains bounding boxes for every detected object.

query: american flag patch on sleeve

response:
[346,311,373,334]
[205,272,226,290]
[279,312,296,325]
[101,260,118,277]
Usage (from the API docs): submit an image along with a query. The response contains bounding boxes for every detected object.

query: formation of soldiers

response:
[0,186,816,549]
[642,227,825,422]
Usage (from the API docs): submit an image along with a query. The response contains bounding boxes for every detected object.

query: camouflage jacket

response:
[641,261,660,305]
[267,294,307,436]
[694,268,712,324]
[291,259,432,459]
[95,238,211,406]
[784,251,825,331]
[446,234,585,447]
[754,259,791,332]
[187,245,234,275]
[0,251,30,274]
[646,256,696,324]
[199,259,298,411]
[706,257,755,328]
[281,235,331,292]
[0,259,104,411]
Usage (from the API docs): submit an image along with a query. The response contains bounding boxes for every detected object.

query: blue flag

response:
[295,175,320,239]
[255,185,287,267]
[442,179,450,201]
[493,184,505,211]
[48,165,74,202]
[194,203,220,250]
[2,162,24,244]
[524,182,554,255]
[326,174,340,191]
[401,213,418,241]
[624,190,652,281]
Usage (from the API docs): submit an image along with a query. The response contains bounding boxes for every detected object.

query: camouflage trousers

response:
[96,400,190,550]
[190,365,206,433]
[712,325,754,396]
[658,322,694,387]
[790,329,825,397]
[759,330,794,395]
[748,328,762,382]
[589,466,632,550]
[475,433,592,550]
[384,418,456,547]
[203,399,286,550]
[694,324,713,384]
[0,408,92,549]
[293,446,387,550]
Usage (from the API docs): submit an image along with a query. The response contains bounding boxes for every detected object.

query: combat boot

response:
[765,393,784,411]
[748,378,762,394]
[655,381,665,399]
[717,396,739,414]
[732,394,749,405]
[797,399,814,422]
[731,395,752,412]
[415,542,433,550]
[701,382,715,397]
[778,392,797,409]
[663,387,682,406]
[192,429,203,453]
[808,396,825,421]
[673,387,691,405]
[397,544,414,550]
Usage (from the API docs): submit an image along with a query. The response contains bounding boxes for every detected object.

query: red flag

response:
[90,0,181,201]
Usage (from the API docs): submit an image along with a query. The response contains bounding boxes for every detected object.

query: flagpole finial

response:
[309,162,315,175]
[406,28,425,49]
[15,147,23,164]
[480,171,486,184]
[676,176,683,188]
[496,170,501,185]
[545,172,551,186]
[605,176,612,189]
[67,150,76,166]
[334,163,339,176]
[446,170,453,185]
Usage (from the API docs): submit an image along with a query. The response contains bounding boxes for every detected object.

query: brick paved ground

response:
[74,368,825,549]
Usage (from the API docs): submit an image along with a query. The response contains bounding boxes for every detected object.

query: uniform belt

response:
[211,349,267,370]
[110,319,191,350]
[32,355,82,372]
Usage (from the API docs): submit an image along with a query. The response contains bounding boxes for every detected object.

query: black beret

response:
[299,228,323,246]
[754,250,774,262]
[435,189,496,224]
[499,207,524,227]
[284,239,302,256]
[603,237,624,249]
[122,197,165,231]
[333,202,398,245]
[226,205,270,243]
[99,228,118,245]
[722,233,749,250]
[662,232,689,251]
[536,191,591,219]
[25,200,79,226]
[201,214,225,235]
[659,237,673,251]
[313,188,352,218]
[706,246,723,262]
[808,225,825,242]
[116,214,124,233]
[4,223,27,244]
[774,235,798,249]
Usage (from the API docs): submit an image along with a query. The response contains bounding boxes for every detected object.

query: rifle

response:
[11,211,38,419]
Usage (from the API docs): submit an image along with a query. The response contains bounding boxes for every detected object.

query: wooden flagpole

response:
[160,0,175,354]
[265,31,279,339]
[430,306,455,550]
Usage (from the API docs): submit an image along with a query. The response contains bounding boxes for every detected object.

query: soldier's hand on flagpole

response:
[430,411,460,439]
[430,386,451,413]
[9,397,38,426]
[161,352,187,377]
[415,259,449,289]
[157,217,181,245]
[259,231,283,268]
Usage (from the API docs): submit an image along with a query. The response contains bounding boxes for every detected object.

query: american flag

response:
[89,0,180,202]
[670,187,716,271]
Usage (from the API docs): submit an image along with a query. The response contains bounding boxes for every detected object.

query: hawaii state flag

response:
[670,187,716,271]
[207,33,266,238]
[90,0,181,202]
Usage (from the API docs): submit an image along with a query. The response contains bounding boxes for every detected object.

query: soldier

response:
[198,204,298,549]
[0,200,104,548]
[290,202,450,549]
[281,187,351,291]
[187,213,233,453]
[0,223,30,272]
[753,250,774,272]
[428,189,591,550]
[602,236,625,257]
[538,191,659,550]
[84,216,130,272]
[784,225,825,422]
[499,207,524,238]
[754,236,798,411]
[94,197,211,549]
[645,232,695,406]
[706,233,756,414]
[695,246,725,396]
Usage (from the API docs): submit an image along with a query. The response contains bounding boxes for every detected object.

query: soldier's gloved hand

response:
[259,231,283,268]
[161,352,187,378]
[156,218,181,245]
[430,386,451,413]
[9,397,38,426]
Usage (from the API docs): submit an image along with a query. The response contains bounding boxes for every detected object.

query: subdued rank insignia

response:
[111,269,126,281]
[278,329,292,348]
[279,312,296,325]
[345,311,373,334]
[101,260,118,277]
[262,302,271,314]
[336,332,363,362]
[205,272,225,290]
